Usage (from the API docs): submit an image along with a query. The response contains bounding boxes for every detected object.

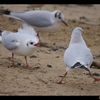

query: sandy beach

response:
[0,4,100,95]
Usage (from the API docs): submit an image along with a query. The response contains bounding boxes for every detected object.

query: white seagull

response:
[58,27,100,84]
[2,9,68,28]
[1,23,40,68]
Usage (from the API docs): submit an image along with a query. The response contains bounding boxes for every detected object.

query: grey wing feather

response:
[2,32,19,50]
[4,40,18,50]
[85,48,93,66]
[3,14,25,23]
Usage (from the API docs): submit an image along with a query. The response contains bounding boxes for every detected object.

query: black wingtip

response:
[0,30,2,36]
[4,9,11,15]
[0,9,11,15]
[71,62,90,72]
[71,62,81,69]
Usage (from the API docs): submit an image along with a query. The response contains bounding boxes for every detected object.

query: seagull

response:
[58,27,100,84]
[2,9,68,28]
[1,23,40,68]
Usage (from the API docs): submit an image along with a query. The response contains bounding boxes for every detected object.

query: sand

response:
[0,4,100,96]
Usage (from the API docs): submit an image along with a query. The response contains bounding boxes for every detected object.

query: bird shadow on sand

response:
[40,42,66,51]
[0,57,41,71]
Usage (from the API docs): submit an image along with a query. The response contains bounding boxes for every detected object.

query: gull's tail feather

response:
[0,9,24,22]
[0,9,11,15]
[71,62,100,82]
[71,62,89,71]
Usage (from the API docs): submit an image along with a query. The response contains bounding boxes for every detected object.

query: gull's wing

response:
[81,47,93,68]
[18,23,38,36]
[10,10,54,27]
[2,14,25,22]
[64,44,93,68]
[2,31,19,50]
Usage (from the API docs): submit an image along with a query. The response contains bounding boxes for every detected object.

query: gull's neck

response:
[69,30,87,47]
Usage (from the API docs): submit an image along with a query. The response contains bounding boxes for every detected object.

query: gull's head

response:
[72,27,84,35]
[72,27,84,34]
[70,27,84,43]
[26,37,40,48]
[53,10,68,26]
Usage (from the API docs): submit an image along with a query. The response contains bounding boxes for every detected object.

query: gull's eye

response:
[30,42,34,45]
[58,15,61,19]
[55,12,57,18]
[55,12,62,19]
[58,13,62,19]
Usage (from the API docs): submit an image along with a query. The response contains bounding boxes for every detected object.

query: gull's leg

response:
[1,53,15,67]
[91,61,100,69]
[2,53,14,61]
[11,53,15,66]
[57,67,70,84]
[8,53,15,67]
[24,56,33,70]
[24,56,29,67]
[57,71,68,84]
[80,65,100,82]
[87,69,100,82]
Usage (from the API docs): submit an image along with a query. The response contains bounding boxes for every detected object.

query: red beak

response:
[34,42,40,47]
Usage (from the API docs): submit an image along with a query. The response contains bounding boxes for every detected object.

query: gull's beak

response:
[34,42,40,47]
[61,19,68,26]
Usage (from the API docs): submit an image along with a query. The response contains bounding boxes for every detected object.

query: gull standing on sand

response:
[58,27,100,84]
[2,9,68,29]
[1,23,40,68]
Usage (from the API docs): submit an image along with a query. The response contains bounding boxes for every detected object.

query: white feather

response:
[1,24,39,56]
[64,27,93,69]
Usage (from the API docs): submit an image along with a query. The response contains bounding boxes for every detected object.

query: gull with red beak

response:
[1,23,40,68]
